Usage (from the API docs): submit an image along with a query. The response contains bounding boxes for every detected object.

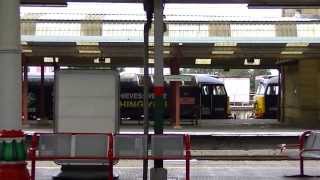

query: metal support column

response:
[151,0,167,179]
[0,3,30,179]
[143,17,151,180]
[153,0,164,140]
[279,67,284,122]
[53,60,59,123]
[143,1,153,179]
[0,0,21,129]
[54,59,60,72]
[40,61,45,120]
[22,55,29,123]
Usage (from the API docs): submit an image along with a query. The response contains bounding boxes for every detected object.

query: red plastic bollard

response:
[0,130,30,180]
[0,163,30,180]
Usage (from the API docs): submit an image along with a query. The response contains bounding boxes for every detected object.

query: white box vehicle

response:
[220,77,250,104]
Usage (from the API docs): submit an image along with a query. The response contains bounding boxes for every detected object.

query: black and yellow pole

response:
[142,0,153,179]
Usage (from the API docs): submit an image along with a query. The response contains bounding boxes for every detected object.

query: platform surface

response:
[24,119,310,137]
[32,160,320,180]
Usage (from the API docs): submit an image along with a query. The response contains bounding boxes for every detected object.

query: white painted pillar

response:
[0,0,21,129]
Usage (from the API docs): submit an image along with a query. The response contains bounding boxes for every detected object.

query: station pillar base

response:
[150,168,167,180]
[0,163,30,180]
[53,165,119,180]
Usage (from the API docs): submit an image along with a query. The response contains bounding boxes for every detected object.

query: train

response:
[26,72,231,121]
[120,73,231,120]
[254,76,279,119]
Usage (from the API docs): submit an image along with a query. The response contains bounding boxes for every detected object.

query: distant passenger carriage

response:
[254,76,279,119]
[120,73,230,120]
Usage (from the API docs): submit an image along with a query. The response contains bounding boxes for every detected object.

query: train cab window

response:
[202,85,210,96]
[183,80,193,86]
[120,73,138,83]
[137,75,152,86]
[266,85,279,95]
[182,76,196,87]
[213,85,226,95]
[256,84,266,95]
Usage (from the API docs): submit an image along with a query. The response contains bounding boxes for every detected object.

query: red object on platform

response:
[0,130,30,180]
[0,130,24,138]
[0,163,30,180]
[153,86,165,96]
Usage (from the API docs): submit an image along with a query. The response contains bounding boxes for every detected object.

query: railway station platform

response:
[32,160,320,180]
[23,119,320,179]
[23,119,316,160]
[23,118,308,137]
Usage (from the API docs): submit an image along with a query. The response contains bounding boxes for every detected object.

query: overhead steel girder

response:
[21,0,320,7]
[21,41,320,69]
[23,55,279,69]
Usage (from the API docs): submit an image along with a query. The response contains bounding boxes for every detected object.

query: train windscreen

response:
[213,85,226,95]
[256,84,266,95]
[266,85,279,95]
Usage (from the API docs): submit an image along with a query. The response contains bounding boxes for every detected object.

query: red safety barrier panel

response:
[111,134,191,180]
[29,132,113,180]
[29,133,191,180]
[280,130,320,177]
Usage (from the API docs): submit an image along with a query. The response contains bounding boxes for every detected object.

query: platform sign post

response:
[54,70,119,179]
[151,0,167,179]
[55,70,119,133]
[153,0,164,139]
[166,74,192,128]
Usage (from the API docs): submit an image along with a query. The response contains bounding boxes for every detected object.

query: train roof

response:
[163,74,224,85]
[258,76,279,85]
[120,73,224,86]
[256,75,278,85]
[255,75,277,80]
[191,74,224,85]
[267,76,279,85]
[119,72,139,82]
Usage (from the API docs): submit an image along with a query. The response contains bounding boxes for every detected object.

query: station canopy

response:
[20,1,320,68]
[21,0,320,7]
